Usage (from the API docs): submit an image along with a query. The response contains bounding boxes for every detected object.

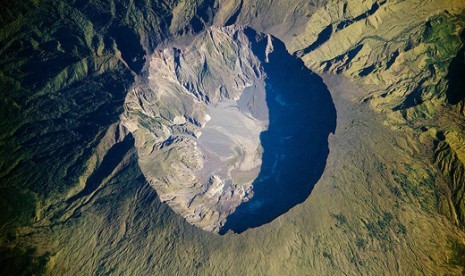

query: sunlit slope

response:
[1,0,465,275]
[285,0,465,230]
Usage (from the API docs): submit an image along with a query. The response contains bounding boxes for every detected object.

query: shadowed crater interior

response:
[123,26,337,233]
[220,30,337,234]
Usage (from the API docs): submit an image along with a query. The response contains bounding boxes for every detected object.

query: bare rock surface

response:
[122,26,272,232]
[122,25,336,234]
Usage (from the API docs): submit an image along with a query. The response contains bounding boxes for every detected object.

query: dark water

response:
[219,30,337,234]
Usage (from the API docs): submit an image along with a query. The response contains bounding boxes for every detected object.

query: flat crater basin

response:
[197,84,268,190]
[122,26,336,234]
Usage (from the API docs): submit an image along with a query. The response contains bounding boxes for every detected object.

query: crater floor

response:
[122,25,336,233]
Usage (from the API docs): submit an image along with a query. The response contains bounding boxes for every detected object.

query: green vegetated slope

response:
[287,0,465,234]
[1,0,465,274]
[0,0,179,273]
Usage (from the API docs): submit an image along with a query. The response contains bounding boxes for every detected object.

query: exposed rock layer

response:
[123,25,336,233]
[123,26,271,232]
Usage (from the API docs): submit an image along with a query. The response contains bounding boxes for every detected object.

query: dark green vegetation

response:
[450,239,465,273]
[0,246,49,276]
[0,0,176,272]
[1,0,465,274]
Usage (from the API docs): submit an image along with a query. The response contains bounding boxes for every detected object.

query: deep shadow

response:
[336,0,386,30]
[220,29,337,234]
[109,26,146,73]
[66,134,135,204]
[225,0,243,26]
[446,30,465,105]
[297,24,333,56]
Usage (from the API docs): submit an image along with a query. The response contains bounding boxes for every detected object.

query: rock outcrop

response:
[122,26,271,232]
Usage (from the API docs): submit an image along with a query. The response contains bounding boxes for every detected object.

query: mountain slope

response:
[1,0,465,274]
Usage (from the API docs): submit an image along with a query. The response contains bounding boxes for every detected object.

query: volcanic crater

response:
[122,25,336,234]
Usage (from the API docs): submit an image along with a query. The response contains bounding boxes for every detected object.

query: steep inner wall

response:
[122,26,336,233]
